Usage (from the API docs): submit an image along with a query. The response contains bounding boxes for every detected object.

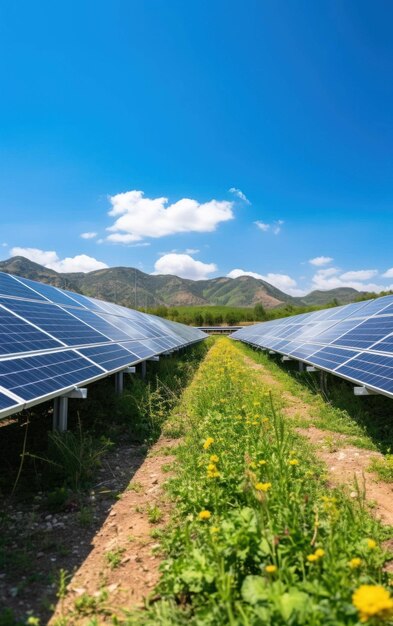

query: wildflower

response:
[210,454,219,463]
[211,526,220,533]
[288,459,299,466]
[314,548,325,558]
[203,437,214,450]
[255,482,272,492]
[367,538,377,550]
[207,463,217,472]
[307,554,318,562]
[265,564,277,574]
[352,585,393,623]
[27,619,40,626]
[349,557,362,569]
[258,460,267,466]
[262,417,269,423]
[249,461,257,469]
[198,510,211,521]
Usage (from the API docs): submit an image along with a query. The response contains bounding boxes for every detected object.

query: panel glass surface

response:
[16,276,81,307]
[0,351,102,401]
[332,316,393,349]
[336,353,393,394]
[0,305,62,356]
[0,391,18,410]
[78,344,136,371]
[0,273,47,301]
[309,347,359,370]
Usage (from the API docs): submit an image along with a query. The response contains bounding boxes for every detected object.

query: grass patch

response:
[126,338,393,626]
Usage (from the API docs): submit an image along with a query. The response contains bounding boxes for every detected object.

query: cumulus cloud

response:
[255,220,284,235]
[106,190,234,242]
[10,247,108,273]
[309,256,333,266]
[227,268,305,296]
[153,253,217,280]
[382,268,393,278]
[80,232,97,240]
[228,187,250,204]
[311,268,384,293]
[340,269,378,281]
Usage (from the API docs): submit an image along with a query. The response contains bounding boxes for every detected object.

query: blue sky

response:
[1,0,393,296]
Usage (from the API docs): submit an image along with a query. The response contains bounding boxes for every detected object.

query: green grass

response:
[120,338,393,626]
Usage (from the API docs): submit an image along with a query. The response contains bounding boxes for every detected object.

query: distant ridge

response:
[0,256,361,309]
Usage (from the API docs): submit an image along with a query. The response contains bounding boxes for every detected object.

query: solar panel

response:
[231,296,393,399]
[0,271,206,419]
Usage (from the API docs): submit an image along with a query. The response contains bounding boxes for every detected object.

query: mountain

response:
[0,256,362,309]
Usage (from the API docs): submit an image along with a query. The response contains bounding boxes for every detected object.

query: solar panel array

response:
[0,272,206,419]
[232,295,393,398]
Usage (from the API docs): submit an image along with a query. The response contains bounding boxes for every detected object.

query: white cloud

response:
[80,232,97,240]
[228,187,250,204]
[10,247,108,273]
[309,256,333,266]
[340,269,378,281]
[311,269,383,293]
[382,268,393,278]
[255,219,284,235]
[106,190,234,242]
[185,248,200,255]
[316,267,340,278]
[254,221,270,232]
[153,253,217,280]
[227,268,305,296]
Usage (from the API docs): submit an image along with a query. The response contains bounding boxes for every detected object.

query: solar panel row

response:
[0,272,206,418]
[231,295,393,398]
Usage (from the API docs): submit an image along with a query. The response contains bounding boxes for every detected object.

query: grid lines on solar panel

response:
[0,391,18,410]
[63,308,132,341]
[0,297,109,346]
[0,351,103,401]
[16,276,83,308]
[78,344,136,371]
[343,296,393,319]
[120,341,157,359]
[0,305,63,356]
[0,272,47,300]
[309,346,360,370]
[336,352,393,394]
[332,316,393,349]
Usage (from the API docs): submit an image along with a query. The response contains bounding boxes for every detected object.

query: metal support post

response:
[52,387,87,432]
[281,356,291,362]
[298,362,306,372]
[140,360,147,379]
[306,366,318,373]
[115,371,124,395]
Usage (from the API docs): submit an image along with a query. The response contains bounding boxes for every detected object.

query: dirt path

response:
[241,354,393,526]
[49,436,177,624]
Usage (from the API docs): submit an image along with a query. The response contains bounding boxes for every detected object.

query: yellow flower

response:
[314,548,325,558]
[203,437,214,450]
[352,585,393,623]
[198,510,211,521]
[210,454,219,463]
[307,554,318,562]
[367,538,377,550]
[265,564,277,574]
[349,557,362,569]
[211,526,220,533]
[258,460,267,466]
[207,463,217,472]
[207,470,220,478]
[261,417,269,423]
[255,482,272,492]
[289,459,299,466]
[249,461,257,469]
[26,619,40,626]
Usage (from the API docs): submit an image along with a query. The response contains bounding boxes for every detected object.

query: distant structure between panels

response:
[0,271,206,425]
[232,296,393,399]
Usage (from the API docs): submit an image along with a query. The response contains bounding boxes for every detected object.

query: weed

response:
[78,506,94,526]
[127,481,144,493]
[147,504,163,524]
[105,547,125,569]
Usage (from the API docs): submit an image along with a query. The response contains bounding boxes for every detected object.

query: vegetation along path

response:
[5,337,393,625]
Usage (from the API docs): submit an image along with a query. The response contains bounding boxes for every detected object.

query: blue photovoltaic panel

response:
[78,344,136,371]
[0,391,18,410]
[120,341,157,360]
[332,316,393,350]
[65,308,131,342]
[0,351,103,401]
[309,346,359,371]
[0,270,206,418]
[231,295,393,399]
[0,305,62,356]
[0,273,47,301]
[336,353,393,394]
[0,298,108,346]
[16,276,82,308]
